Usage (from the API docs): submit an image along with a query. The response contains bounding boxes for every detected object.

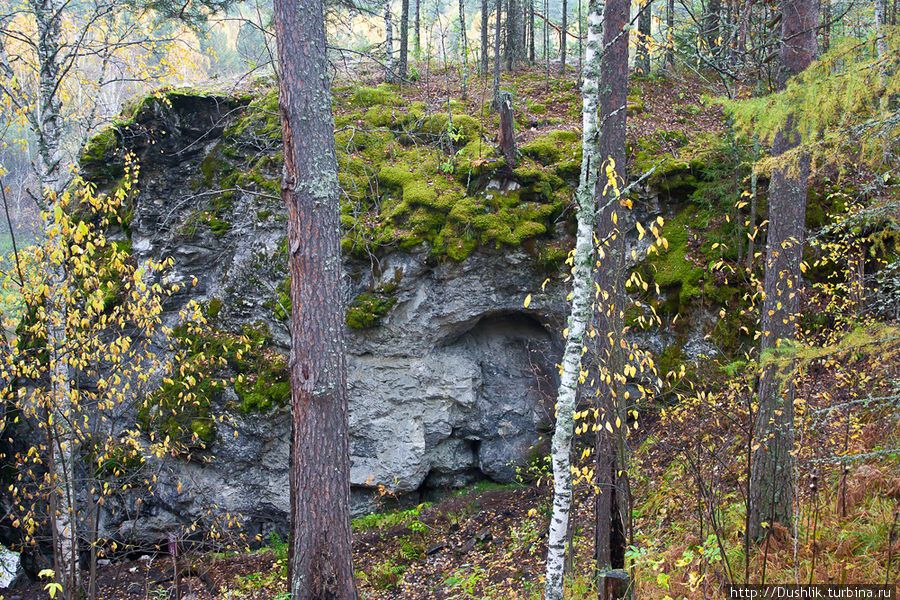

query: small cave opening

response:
[434,311,559,486]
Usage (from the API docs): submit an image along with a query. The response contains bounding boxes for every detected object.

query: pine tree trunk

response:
[506,0,524,68]
[543,0,603,597]
[400,0,410,78]
[636,0,652,74]
[385,0,395,82]
[272,0,358,596]
[593,0,630,581]
[748,0,818,543]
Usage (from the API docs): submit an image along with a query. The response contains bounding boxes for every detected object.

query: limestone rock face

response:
[3,89,710,560]
[83,91,568,545]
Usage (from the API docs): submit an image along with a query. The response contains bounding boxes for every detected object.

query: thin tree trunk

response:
[493,0,502,103]
[593,0,630,587]
[400,0,410,78]
[821,0,831,51]
[875,0,889,94]
[746,137,759,270]
[385,0,395,82]
[748,0,818,542]
[272,0,358,596]
[544,0,550,86]
[523,0,529,52]
[560,0,568,72]
[737,0,752,54]
[666,0,675,67]
[460,0,469,98]
[481,0,490,74]
[577,0,583,79]
[543,0,603,597]
[33,0,78,593]
[415,0,421,53]
[636,0,652,74]
[704,0,721,54]
[529,0,536,62]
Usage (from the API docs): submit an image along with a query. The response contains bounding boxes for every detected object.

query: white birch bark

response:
[33,0,79,591]
[385,0,395,82]
[543,0,603,597]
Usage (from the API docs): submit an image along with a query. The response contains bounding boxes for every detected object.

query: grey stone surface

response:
[68,94,569,547]
[1,92,715,564]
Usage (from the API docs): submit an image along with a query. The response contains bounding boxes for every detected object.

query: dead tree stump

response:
[497,91,517,168]
[598,568,632,600]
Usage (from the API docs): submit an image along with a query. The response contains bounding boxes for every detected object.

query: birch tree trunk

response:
[33,0,79,593]
[385,0,395,82]
[272,0,358,596]
[543,0,603,597]
[748,0,818,542]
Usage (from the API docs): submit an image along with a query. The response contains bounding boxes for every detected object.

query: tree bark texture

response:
[400,0,410,78]
[498,91,516,166]
[506,0,525,68]
[415,0,421,54]
[33,0,78,594]
[560,0,568,71]
[542,0,602,597]
[272,0,358,596]
[593,0,630,578]
[748,0,818,542]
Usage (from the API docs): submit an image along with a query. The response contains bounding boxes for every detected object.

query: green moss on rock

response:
[520,130,580,165]
[346,288,398,329]
[79,127,124,182]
